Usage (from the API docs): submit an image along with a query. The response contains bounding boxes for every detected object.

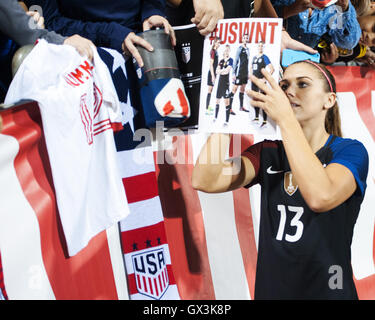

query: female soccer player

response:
[192,60,369,299]
[213,45,233,126]
[249,41,274,128]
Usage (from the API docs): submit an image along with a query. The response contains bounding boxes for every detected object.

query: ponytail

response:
[325,102,342,137]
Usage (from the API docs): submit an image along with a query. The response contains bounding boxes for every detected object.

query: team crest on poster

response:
[132,247,169,299]
[284,171,298,196]
[181,43,191,64]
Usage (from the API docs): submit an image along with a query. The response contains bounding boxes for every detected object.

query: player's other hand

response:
[191,0,224,36]
[64,35,95,61]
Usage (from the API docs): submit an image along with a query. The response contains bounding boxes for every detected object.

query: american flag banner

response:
[97,48,180,300]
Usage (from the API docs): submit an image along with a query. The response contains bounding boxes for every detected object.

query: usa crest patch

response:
[284,171,298,196]
[132,247,169,299]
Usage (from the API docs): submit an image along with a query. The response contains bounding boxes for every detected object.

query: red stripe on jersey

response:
[122,171,159,204]
[93,127,112,136]
[93,83,103,118]
[93,119,111,135]
[94,119,111,127]
[121,221,168,254]
[80,94,93,145]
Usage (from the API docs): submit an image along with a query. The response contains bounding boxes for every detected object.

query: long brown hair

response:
[293,61,342,137]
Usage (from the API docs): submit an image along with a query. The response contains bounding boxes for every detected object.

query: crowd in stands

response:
[1,0,375,105]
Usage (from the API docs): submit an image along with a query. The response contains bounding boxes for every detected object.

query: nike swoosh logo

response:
[266,166,283,174]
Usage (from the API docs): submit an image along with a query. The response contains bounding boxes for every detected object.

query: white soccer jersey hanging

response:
[5,40,130,256]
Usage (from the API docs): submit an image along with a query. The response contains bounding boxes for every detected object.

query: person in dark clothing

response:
[248,41,274,128]
[227,33,251,114]
[213,44,233,126]
[205,37,221,114]
[23,0,176,67]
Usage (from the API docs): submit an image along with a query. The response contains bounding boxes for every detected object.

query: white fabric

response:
[5,40,130,256]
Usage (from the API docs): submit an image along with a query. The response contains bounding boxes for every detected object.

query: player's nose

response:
[285,84,296,98]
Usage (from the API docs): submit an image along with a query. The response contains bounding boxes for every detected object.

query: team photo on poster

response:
[198,18,283,134]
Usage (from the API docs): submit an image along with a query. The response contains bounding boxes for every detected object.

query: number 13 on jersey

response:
[276,205,304,242]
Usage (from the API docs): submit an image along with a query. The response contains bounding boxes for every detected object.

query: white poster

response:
[198,18,283,134]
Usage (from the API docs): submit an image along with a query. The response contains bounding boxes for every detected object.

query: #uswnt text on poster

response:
[198,18,283,134]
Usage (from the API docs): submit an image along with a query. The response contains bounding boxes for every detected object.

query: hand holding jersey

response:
[63,35,95,61]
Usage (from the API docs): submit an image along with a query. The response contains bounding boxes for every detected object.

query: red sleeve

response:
[241,140,278,188]
[241,142,262,180]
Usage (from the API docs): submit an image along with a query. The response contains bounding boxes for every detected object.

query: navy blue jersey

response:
[207,48,219,86]
[233,45,250,77]
[216,58,233,99]
[242,135,369,299]
[252,54,271,78]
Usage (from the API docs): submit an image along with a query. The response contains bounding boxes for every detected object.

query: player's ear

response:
[323,92,336,110]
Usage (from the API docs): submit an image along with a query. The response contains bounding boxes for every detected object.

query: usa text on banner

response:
[97,48,180,300]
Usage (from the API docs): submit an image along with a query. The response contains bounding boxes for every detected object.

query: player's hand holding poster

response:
[198,18,282,134]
